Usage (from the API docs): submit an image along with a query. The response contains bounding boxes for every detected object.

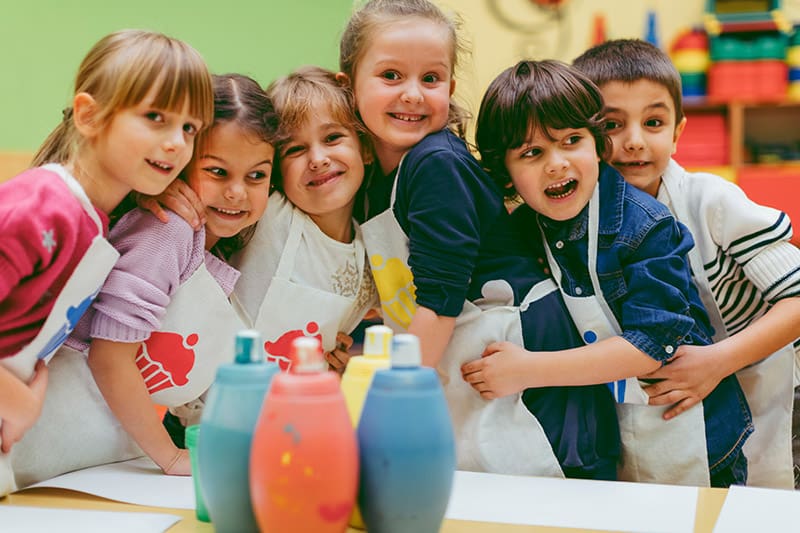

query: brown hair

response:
[32,29,214,167]
[266,65,371,192]
[572,39,684,123]
[476,59,608,198]
[339,0,470,137]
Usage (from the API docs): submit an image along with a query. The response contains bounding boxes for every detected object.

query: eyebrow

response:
[604,101,672,114]
[200,155,273,166]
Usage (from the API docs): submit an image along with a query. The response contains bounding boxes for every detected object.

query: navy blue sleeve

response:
[394,141,502,317]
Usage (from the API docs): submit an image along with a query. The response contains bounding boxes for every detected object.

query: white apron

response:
[3,164,120,492]
[661,174,795,489]
[359,158,563,476]
[232,206,366,371]
[540,184,710,486]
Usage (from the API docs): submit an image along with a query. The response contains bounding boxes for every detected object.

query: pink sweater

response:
[0,167,108,358]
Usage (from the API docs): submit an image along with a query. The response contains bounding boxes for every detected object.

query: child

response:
[0,29,212,493]
[144,66,380,377]
[84,73,277,476]
[338,0,620,479]
[466,59,753,488]
[573,39,800,488]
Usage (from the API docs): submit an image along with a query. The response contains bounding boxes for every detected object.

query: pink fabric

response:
[0,167,108,358]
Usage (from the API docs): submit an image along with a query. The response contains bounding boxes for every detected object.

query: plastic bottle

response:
[340,324,393,528]
[198,329,278,533]
[250,336,358,533]
[357,334,456,533]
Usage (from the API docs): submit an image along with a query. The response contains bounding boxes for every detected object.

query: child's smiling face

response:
[505,126,600,222]
[600,79,686,197]
[186,120,274,249]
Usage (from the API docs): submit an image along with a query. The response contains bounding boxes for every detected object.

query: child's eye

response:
[521,147,542,158]
[381,70,401,81]
[247,170,270,181]
[325,132,345,144]
[204,166,226,177]
[604,120,621,131]
[564,135,582,146]
[183,122,199,136]
[422,73,440,84]
[145,111,164,123]
[282,145,303,157]
[644,118,664,128]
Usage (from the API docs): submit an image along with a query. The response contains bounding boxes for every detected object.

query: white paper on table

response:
[0,505,180,533]
[24,457,195,510]
[446,471,698,533]
[712,485,800,533]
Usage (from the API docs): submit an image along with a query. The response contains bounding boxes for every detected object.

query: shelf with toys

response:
[671,2,800,239]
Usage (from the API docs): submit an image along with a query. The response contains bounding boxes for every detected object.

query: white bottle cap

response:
[391,334,421,368]
[234,329,263,364]
[291,336,327,373]
[363,325,393,358]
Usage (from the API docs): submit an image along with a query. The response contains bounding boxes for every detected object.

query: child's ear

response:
[335,72,351,87]
[449,78,456,97]
[672,116,688,154]
[72,92,101,138]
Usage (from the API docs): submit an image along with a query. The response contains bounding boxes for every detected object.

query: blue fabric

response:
[516,162,753,478]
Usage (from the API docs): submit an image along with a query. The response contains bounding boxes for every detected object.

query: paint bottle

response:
[358,334,455,533]
[250,336,358,533]
[340,324,393,529]
[198,329,278,533]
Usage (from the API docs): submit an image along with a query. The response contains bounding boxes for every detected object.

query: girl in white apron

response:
[12,74,271,487]
[339,3,620,478]
[571,40,800,489]
[466,60,753,488]
[1,30,213,493]
[148,67,380,379]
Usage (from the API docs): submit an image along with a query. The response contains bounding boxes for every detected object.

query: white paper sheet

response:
[446,471,699,533]
[26,457,194,510]
[0,505,180,533]
[712,485,800,532]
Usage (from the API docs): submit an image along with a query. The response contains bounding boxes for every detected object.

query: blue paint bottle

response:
[198,329,278,533]
[357,334,456,533]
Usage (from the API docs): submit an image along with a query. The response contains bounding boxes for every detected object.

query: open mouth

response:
[544,178,578,199]
[389,113,424,122]
[615,160,650,168]
[210,206,246,218]
[307,171,342,188]
[146,159,173,173]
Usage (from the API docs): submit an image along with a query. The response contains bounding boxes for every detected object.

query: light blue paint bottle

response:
[357,334,456,533]
[198,329,278,533]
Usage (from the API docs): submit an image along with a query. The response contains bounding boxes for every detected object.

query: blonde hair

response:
[339,0,470,137]
[32,29,214,167]
[266,65,371,191]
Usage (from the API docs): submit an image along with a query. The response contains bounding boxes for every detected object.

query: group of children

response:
[1,0,799,497]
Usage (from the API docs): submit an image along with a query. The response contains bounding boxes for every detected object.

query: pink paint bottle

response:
[250,336,358,533]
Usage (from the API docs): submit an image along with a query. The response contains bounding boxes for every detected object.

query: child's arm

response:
[461,336,660,399]
[138,179,206,230]
[409,306,456,368]
[645,296,800,419]
[325,332,354,374]
[0,360,48,453]
[87,339,190,475]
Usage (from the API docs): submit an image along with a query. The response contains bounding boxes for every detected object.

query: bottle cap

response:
[290,336,327,373]
[234,329,264,364]
[363,325,393,358]
[391,334,421,368]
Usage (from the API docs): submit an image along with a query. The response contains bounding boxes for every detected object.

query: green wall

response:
[0,1,354,151]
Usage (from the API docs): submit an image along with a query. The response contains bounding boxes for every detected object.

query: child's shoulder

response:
[600,163,673,225]
[0,166,86,228]
[110,207,199,247]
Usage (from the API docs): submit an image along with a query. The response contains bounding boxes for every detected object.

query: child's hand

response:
[325,333,354,374]
[1,360,49,453]
[138,179,206,230]
[460,341,530,400]
[641,343,727,420]
[161,448,192,476]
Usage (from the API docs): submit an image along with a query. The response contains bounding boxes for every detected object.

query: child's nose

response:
[163,126,187,152]
[308,147,331,171]
[623,126,645,151]
[401,81,423,104]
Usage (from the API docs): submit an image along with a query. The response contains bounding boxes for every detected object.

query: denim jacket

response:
[513,163,753,475]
